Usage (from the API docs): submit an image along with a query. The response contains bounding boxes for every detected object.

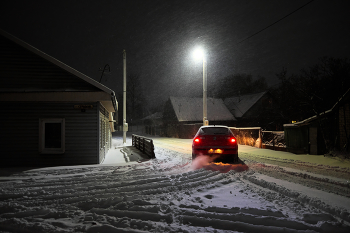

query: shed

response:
[0,29,118,167]
[284,88,350,155]
[142,112,164,136]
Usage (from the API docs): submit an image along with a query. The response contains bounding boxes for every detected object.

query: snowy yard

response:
[1,135,350,232]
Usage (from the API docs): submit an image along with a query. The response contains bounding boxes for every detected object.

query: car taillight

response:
[194,137,205,144]
[230,137,236,143]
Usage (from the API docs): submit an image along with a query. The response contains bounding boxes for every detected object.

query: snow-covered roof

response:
[170,96,236,122]
[224,92,266,118]
[284,87,350,127]
[142,112,163,120]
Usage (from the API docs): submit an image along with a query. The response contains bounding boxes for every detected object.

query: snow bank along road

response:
[0,136,350,232]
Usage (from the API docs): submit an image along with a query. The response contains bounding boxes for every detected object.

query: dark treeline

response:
[271,57,350,122]
[211,56,350,124]
[212,74,268,98]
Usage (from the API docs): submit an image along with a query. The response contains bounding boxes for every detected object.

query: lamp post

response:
[123,50,128,144]
[193,47,209,126]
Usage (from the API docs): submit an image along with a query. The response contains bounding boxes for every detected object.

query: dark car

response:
[192,125,238,163]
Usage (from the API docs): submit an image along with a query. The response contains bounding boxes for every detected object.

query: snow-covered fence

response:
[230,127,262,148]
[132,134,155,158]
[229,127,286,151]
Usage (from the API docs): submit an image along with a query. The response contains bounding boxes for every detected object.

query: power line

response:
[238,0,316,44]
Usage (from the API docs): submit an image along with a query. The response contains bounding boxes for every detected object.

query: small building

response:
[0,29,118,167]
[163,96,236,138]
[224,91,283,130]
[142,112,164,136]
[284,88,350,155]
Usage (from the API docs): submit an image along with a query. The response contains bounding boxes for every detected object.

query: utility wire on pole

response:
[99,64,110,83]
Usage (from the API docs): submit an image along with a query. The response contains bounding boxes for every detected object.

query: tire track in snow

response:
[241,171,350,224]
[248,162,350,198]
[1,146,350,232]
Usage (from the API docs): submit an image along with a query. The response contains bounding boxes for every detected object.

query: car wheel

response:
[234,154,238,163]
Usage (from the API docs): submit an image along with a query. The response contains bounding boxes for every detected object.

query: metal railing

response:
[132,134,155,158]
[261,131,286,150]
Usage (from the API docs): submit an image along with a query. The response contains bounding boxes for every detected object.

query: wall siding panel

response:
[99,103,112,163]
[0,101,99,167]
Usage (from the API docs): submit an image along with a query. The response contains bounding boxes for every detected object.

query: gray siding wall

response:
[99,103,112,163]
[0,101,99,167]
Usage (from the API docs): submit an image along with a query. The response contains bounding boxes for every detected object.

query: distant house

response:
[224,91,283,130]
[141,112,163,136]
[284,88,350,155]
[0,29,118,166]
[163,96,236,138]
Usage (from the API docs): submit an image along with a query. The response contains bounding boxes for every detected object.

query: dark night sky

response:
[1,0,350,109]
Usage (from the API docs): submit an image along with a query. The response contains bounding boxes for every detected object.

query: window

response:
[200,127,231,135]
[39,118,65,154]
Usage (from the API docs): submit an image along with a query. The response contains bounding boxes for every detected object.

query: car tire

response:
[192,153,196,160]
[234,154,238,163]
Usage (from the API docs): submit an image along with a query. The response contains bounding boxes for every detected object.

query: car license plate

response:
[208,149,223,154]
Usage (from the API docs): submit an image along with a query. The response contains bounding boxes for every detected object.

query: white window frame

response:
[39,118,65,154]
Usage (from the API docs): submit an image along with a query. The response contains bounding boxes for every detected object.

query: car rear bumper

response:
[192,146,238,156]
[192,146,238,162]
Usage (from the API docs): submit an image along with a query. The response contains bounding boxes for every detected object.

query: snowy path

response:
[0,137,350,232]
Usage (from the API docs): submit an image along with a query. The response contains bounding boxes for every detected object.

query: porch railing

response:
[132,134,156,158]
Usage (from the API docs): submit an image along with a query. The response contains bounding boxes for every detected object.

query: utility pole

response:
[123,50,128,144]
[203,56,208,126]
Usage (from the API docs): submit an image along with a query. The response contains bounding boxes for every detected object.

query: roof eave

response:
[0,29,115,96]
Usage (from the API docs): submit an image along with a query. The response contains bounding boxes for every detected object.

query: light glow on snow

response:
[0,134,350,232]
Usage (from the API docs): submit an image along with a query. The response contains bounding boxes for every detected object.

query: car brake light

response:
[230,138,236,143]
[194,138,200,143]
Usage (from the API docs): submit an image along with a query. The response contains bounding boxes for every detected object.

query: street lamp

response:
[193,47,209,126]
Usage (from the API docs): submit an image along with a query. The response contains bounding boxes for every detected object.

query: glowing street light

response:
[193,47,209,126]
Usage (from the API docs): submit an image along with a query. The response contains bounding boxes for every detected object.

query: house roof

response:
[170,96,236,122]
[0,29,114,95]
[142,112,163,120]
[224,92,266,118]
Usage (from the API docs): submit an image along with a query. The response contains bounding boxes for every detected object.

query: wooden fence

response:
[132,134,155,158]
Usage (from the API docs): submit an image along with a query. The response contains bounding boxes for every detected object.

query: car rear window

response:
[200,127,231,135]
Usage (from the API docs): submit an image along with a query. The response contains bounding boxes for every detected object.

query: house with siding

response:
[163,96,236,138]
[0,29,118,167]
[224,91,283,130]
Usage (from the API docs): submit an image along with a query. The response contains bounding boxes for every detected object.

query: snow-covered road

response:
[1,135,350,232]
